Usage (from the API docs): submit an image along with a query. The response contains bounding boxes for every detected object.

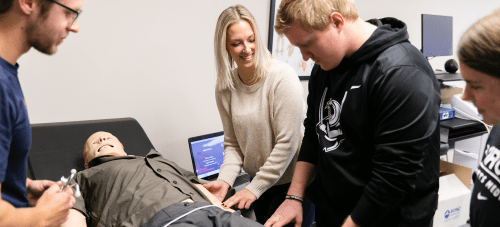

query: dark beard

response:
[25,17,57,55]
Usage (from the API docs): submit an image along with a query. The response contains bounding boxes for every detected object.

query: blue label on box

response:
[440,108,455,121]
[444,206,461,222]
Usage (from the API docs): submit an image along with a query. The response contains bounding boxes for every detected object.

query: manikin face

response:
[285,18,346,71]
[226,20,256,71]
[460,62,500,125]
[84,131,127,168]
[26,0,83,55]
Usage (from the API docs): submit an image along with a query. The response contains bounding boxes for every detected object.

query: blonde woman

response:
[203,4,314,226]
[458,8,500,227]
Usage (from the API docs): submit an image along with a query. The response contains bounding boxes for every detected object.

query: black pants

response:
[142,201,264,227]
[252,183,315,227]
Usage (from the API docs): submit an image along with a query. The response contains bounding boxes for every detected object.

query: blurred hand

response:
[222,188,256,210]
[203,179,230,202]
[264,199,302,227]
[35,183,76,227]
[342,216,359,227]
[26,180,61,207]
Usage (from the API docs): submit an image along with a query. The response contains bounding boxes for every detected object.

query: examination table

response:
[27,117,252,222]
[27,117,155,181]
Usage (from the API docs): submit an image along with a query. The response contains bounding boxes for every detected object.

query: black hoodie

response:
[299,18,441,227]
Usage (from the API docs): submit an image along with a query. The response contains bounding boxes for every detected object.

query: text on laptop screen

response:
[190,134,224,179]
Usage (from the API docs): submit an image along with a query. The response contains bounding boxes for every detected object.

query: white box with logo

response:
[433,161,472,227]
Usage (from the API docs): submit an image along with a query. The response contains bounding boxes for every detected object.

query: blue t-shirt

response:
[0,56,31,208]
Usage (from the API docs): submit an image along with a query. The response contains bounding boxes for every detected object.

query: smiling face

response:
[26,0,82,55]
[83,131,127,168]
[460,62,500,125]
[226,20,256,71]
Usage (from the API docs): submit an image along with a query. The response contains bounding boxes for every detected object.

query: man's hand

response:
[264,199,302,227]
[203,179,230,202]
[342,216,360,227]
[35,183,76,227]
[26,179,61,207]
[221,188,256,210]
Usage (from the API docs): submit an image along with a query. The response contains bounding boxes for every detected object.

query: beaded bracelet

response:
[285,194,304,202]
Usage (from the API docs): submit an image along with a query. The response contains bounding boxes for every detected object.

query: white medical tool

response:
[60,169,81,197]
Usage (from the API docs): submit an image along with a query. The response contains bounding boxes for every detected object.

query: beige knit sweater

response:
[215,59,306,198]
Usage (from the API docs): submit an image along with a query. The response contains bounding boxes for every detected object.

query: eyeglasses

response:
[47,0,82,27]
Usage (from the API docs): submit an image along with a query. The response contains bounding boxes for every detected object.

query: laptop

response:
[188,131,251,189]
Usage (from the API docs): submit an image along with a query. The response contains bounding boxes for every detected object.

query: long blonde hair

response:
[275,0,358,34]
[214,5,271,91]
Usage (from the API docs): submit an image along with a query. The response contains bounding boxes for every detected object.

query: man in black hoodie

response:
[264,1,440,227]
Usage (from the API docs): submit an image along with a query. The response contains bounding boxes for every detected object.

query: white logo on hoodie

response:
[316,88,348,152]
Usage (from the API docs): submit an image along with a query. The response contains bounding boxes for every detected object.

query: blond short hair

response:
[458,8,500,79]
[275,0,358,34]
[214,4,271,91]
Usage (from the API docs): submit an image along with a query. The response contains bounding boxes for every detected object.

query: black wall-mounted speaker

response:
[445,59,459,73]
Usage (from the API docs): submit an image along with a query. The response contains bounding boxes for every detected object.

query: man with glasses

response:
[0,0,83,226]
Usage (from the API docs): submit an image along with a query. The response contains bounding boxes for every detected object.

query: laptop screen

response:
[188,131,225,180]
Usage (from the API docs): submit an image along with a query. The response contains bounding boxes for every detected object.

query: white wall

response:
[18,0,500,170]
[356,0,500,72]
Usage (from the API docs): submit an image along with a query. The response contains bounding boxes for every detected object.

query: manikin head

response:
[83,131,127,169]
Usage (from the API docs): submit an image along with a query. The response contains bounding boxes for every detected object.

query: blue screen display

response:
[422,14,453,57]
[190,135,224,179]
